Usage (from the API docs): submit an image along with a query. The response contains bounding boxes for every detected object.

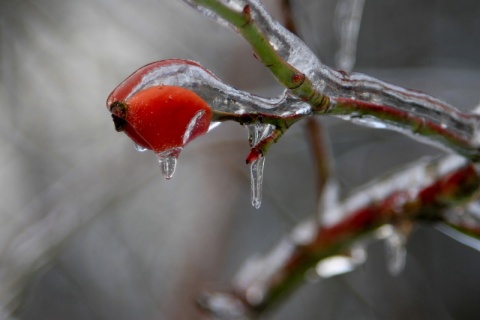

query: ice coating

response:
[183,110,206,145]
[324,75,480,158]
[106,59,211,106]
[109,59,311,120]
[246,123,276,147]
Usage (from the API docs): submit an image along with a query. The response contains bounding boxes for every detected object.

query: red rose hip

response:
[108,85,212,178]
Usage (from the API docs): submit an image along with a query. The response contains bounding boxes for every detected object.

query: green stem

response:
[191,0,329,110]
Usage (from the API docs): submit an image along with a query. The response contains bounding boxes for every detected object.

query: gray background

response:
[1,0,480,319]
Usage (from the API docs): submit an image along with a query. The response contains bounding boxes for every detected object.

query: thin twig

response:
[281,0,339,223]
[198,155,480,317]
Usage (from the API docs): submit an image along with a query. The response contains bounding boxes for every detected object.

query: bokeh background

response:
[1,0,480,319]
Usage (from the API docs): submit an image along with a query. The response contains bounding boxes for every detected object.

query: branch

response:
[182,0,480,161]
[198,155,480,317]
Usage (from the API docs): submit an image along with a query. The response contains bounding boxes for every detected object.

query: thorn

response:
[242,5,252,26]
[243,4,251,15]
[246,148,262,164]
[290,73,305,89]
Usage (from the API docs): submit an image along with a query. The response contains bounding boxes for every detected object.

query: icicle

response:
[334,0,365,72]
[134,143,148,152]
[250,156,265,209]
[245,124,275,209]
[156,147,182,179]
[377,224,410,276]
[385,229,407,276]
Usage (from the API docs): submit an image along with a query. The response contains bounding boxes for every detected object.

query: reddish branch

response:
[199,155,480,316]
[328,97,480,161]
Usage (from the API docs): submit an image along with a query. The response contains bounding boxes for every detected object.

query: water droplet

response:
[183,110,205,145]
[250,156,265,209]
[156,147,182,179]
[334,0,365,71]
[134,143,148,152]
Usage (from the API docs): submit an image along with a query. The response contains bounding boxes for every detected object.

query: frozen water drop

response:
[134,143,148,152]
[250,156,265,209]
[156,147,181,180]
[334,0,365,71]
[244,123,274,209]
[159,157,177,179]
[381,225,408,276]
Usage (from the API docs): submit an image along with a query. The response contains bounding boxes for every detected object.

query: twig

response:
[282,0,339,222]
[182,0,480,160]
[198,155,480,317]
[303,118,338,222]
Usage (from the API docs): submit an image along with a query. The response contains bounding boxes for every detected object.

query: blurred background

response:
[1,0,480,319]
